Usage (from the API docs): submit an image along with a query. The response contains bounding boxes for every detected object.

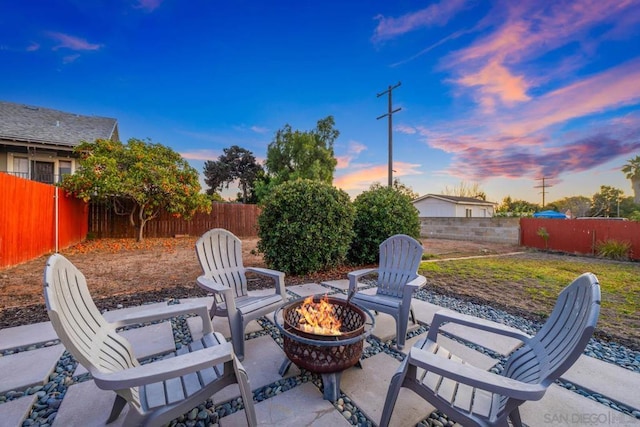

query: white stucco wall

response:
[413,198,494,217]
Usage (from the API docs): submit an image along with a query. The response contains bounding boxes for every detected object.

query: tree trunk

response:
[632,177,640,205]
[137,219,147,242]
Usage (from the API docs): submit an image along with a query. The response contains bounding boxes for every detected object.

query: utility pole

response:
[377,82,402,187]
[534,177,553,207]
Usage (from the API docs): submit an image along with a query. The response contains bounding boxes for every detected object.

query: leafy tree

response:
[203,145,263,203]
[622,155,640,204]
[61,138,210,241]
[370,178,419,200]
[589,185,625,217]
[443,181,487,200]
[549,196,591,218]
[348,185,421,265]
[257,179,354,275]
[494,196,539,217]
[264,116,339,186]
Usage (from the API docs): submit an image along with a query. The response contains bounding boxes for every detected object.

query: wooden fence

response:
[89,202,261,238]
[520,218,640,260]
[0,173,88,268]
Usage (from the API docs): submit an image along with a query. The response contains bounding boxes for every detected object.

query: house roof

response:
[0,101,118,147]
[412,193,496,206]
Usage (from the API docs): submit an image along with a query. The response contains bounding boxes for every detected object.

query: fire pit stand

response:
[274,295,375,401]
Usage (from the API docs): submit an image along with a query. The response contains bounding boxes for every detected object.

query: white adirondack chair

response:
[43,253,257,427]
[380,272,601,427]
[196,228,286,361]
[348,234,426,350]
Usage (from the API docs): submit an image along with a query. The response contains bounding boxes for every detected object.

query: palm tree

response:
[622,155,640,204]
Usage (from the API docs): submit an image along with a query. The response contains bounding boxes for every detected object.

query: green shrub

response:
[348,186,421,265]
[257,179,355,275]
[596,239,632,261]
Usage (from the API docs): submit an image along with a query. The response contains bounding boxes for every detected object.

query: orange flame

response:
[295,295,342,335]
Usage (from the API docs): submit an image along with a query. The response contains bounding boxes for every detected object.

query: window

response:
[465,208,472,218]
[32,161,54,184]
[13,157,29,179]
[58,160,72,182]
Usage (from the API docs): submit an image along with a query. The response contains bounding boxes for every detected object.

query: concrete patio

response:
[1,279,639,426]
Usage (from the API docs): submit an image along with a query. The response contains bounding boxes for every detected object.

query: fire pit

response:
[274,295,375,401]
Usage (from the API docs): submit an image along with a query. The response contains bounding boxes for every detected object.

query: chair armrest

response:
[409,343,547,401]
[246,267,286,297]
[109,301,213,335]
[92,341,235,390]
[197,276,235,296]
[427,309,532,343]
[348,268,378,295]
[404,275,427,292]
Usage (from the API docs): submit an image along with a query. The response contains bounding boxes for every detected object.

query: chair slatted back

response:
[377,235,423,298]
[196,229,248,299]
[498,273,600,412]
[44,254,141,406]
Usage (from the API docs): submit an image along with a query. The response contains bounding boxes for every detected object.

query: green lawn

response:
[419,255,640,348]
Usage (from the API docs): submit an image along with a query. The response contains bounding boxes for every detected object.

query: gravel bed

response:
[2,286,640,426]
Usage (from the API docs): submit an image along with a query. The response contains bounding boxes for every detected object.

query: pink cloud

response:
[336,141,368,169]
[372,0,469,42]
[432,114,640,184]
[444,0,640,111]
[134,0,162,12]
[179,150,220,161]
[500,59,640,136]
[47,32,102,51]
[334,161,422,191]
[395,124,417,135]
[26,42,40,52]
[456,58,531,111]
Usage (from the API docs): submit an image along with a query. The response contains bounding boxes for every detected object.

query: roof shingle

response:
[0,101,117,147]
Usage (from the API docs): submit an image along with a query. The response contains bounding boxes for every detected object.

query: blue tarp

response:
[533,210,567,218]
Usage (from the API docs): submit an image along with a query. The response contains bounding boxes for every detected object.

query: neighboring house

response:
[0,101,119,184]
[412,194,496,217]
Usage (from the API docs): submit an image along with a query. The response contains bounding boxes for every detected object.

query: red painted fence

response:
[0,173,88,268]
[520,218,640,260]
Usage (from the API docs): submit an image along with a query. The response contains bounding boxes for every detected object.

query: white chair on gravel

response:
[195,228,286,361]
[379,272,601,427]
[347,234,426,350]
[43,253,257,427]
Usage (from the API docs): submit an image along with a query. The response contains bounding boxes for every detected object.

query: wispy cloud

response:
[336,141,368,169]
[499,59,640,136]
[428,114,640,182]
[47,32,102,51]
[26,42,40,52]
[134,0,162,12]
[62,54,80,64]
[334,161,422,191]
[179,149,220,162]
[250,125,269,134]
[444,0,640,111]
[372,0,469,42]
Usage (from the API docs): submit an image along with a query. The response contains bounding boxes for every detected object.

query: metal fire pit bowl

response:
[274,295,375,401]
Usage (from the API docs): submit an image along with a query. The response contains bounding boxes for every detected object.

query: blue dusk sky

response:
[2,0,640,204]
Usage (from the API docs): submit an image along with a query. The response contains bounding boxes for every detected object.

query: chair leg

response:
[410,307,416,324]
[233,357,257,427]
[396,315,409,350]
[509,408,523,427]
[106,394,127,424]
[229,315,246,362]
[379,358,410,427]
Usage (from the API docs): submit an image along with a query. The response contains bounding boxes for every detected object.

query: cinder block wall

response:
[419,217,520,244]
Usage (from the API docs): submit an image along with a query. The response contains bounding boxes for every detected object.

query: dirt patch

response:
[2,237,635,350]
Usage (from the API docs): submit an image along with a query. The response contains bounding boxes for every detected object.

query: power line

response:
[534,177,553,206]
[377,82,402,187]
